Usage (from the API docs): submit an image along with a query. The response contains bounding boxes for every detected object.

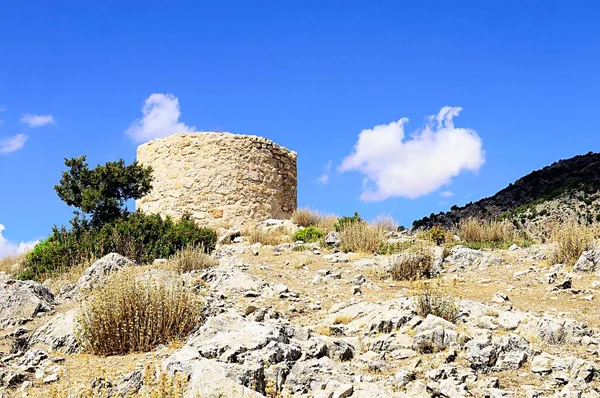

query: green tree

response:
[54,156,153,227]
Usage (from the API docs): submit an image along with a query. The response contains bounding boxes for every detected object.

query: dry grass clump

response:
[316,214,340,233]
[168,245,217,273]
[457,218,519,246]
[291,207,322,227]
[246,227,286,246]
[370,213,398,232]
[390,246,434,281]
[551,220,598,265]
[291,207,339,233]
[78,269,202,355]
[414,283,459,323]
[339,222,386,253]
[0,253,26,275]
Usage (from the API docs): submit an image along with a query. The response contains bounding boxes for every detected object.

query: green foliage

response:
[292,226,324,243]
[55,156,153,227]
[334,212,363,232]
[423,226,447,245]
[20,212,217,281]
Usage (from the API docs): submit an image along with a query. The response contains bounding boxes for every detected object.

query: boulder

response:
[30,309,80,354]
[574,250,600,272]
[67,253,134,298]
[0,274,55,327]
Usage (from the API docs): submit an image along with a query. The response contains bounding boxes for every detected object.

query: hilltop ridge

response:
[414,151,600,232]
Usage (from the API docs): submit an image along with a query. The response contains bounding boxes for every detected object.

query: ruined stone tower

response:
[136,132,297,227]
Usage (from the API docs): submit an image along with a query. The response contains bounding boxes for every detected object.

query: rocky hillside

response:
[414,152,600,232]
[2,220,600,397]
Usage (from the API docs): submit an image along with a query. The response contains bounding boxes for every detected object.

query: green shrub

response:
[334,212,363,232]
[20,212,217,281]
[292,226,324,243]
[422,225,447,245]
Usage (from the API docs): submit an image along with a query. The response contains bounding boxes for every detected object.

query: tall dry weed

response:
[168,245,217,273]
[78,269,202,355]
[551,220,598,265]
[457,218,519,245]
[340,222,386,253]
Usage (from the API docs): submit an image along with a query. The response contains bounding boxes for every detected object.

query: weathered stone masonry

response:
[136,132,297,227]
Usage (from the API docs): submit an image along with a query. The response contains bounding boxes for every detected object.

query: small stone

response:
[352,286,362,295]
[43,373,60,384]
[492,291,509,303]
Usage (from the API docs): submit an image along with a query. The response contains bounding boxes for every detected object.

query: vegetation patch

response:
[551,220,598,265]
[292,226,324,243]
[414,284,459,323]
[168,245,218,273]
[77,269,202,356]
[390,246,434,281]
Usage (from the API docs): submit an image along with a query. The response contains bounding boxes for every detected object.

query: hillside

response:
[413,152,600,232]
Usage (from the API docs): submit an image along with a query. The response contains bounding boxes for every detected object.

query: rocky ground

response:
[3,220,600,397]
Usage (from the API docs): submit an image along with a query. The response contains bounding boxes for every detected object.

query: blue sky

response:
[1,1,600,254]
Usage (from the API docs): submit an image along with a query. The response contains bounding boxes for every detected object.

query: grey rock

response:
[67,253,135,298]
[30,309,80,354]
[0,274,55,327]
[325,231,341,247]
[574,250,600,272]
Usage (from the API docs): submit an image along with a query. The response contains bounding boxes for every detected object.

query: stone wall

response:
[136,132,297,228]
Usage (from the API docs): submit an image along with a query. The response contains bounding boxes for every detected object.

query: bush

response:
[168,245,217,273]
[77,269,201,355]
[390,247,433,280]
[21,212,217,281]
[551,220,598,265]
[371,213,398,232]
[422,226,448,245]
[339,222,385,253]
[334,212,363,232]
[292,226,324,243]
[415,284,459,323]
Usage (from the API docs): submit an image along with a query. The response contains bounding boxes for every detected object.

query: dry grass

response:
[291,207,322,227]
[246,227,286,246]
[0,253,26,275]
[457,218,520,246]
[339,222,386,253]
[370,213,398,232]
[78,269,202,356]
[316,214,339,233]
[168,245,217,273]
[291,207,339,234]
[414,282,459,323]
[550,220,598,265]
[390,246,434,281]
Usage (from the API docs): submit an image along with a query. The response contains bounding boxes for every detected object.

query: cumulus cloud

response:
[0,224,39,258]
[126,93,195,143]
[440,190,455,197]
[317,160,332,184]
[340,107,485,201]
[0,134,28,154]
[20,113,55,127]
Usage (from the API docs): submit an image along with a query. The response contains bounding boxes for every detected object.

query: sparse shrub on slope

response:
[414,283,459,323]
[292,226,324,243]
[551,220,598,265]
[390,246,434,281]
[421,225,450,246]
[246,227,286,246]
[339,221,386,253]
[77,269,202,355]
[457,218,525,248]
[291,208,322,227]
[168,245,217,273]
[334,212,363,232]
[371,213,398,232]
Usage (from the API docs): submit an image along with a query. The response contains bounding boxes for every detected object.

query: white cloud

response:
[0,224,39,259]
[126,93,195,143]
[317,160,332,184]
[340,107,485,201]
[440,190,455,197]
[0,134,28,154]
[20,113,56,127]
